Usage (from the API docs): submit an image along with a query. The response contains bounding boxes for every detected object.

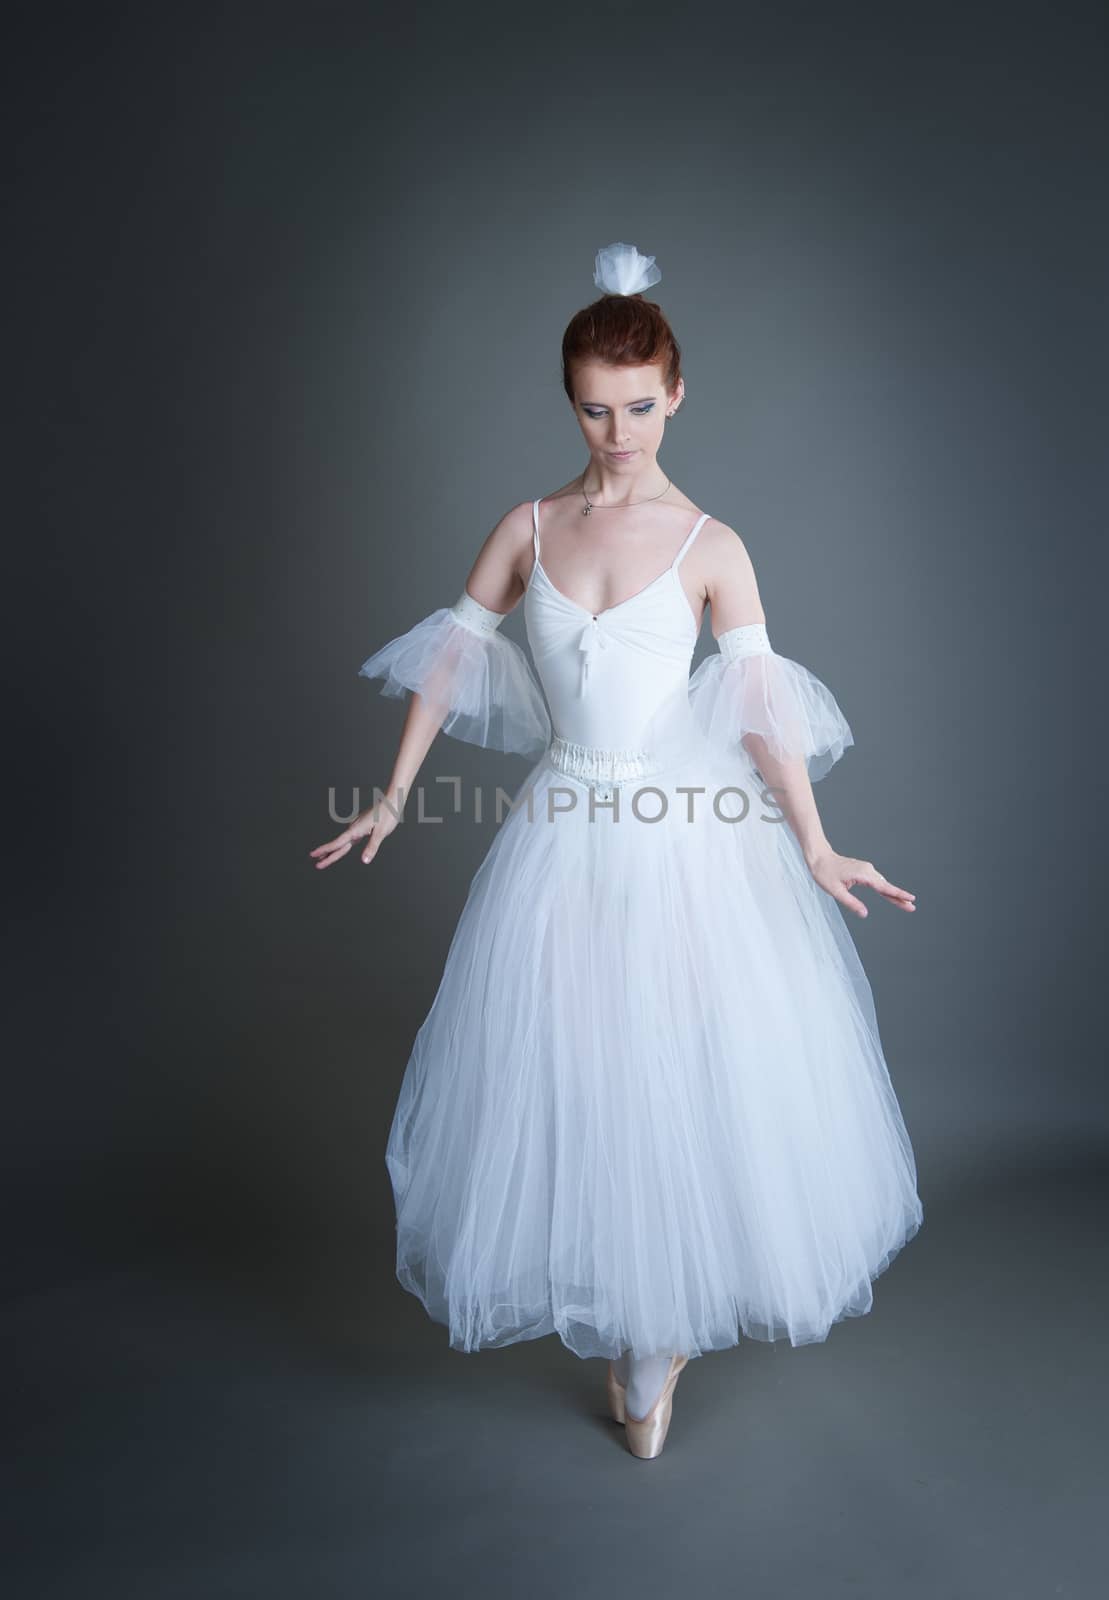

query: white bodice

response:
[358,501,852,788]
[523,500,709,755]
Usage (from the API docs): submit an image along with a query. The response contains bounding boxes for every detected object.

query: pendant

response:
[582,504,591,516]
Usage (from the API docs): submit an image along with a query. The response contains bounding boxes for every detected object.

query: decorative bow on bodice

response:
[578,615,612,695]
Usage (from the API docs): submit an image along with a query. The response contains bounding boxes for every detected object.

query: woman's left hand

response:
[807,850,916,918]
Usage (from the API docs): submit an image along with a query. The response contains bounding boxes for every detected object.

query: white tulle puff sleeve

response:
[687,623,854,782]
[358,590,552,757]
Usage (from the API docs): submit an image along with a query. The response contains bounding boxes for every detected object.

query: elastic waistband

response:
[547,735,664,786]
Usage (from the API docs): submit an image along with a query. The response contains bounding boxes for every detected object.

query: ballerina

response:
[310,241,923,1459]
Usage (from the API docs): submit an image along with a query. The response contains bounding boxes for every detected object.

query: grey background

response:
[6,3,1108,1597]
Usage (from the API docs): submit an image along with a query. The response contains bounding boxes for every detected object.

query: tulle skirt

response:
[383,717,923,1362]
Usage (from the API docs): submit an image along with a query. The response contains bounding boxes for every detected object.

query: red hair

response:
[561,293,682,405]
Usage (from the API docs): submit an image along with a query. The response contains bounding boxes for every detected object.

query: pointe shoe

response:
[623,1354,689,1460]
[606,1360,627,1424]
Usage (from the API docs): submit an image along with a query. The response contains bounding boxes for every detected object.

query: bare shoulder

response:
[487,498,535,547]
[696,517,758,580]
[462,500,536,612]
[696,518,765,629]
[700,515,752,556]
[469,499,536,565]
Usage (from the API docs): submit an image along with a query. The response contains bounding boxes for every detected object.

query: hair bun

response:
[593,241,662,296]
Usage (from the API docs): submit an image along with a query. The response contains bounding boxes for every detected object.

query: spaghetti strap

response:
[532,499,542,563]
[671,511,710,571]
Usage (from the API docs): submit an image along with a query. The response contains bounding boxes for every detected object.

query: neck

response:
[582,458,667,505]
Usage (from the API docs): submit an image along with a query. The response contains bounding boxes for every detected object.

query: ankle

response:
[625,1354,673,1421]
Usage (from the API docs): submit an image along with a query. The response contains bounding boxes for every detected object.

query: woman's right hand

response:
[309,796,403,870]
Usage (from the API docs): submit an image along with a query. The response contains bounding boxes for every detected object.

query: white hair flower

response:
[593,241,662,296]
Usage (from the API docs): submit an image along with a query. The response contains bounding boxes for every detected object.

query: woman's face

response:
[570,360,682,473]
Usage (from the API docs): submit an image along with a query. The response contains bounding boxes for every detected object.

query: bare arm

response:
[310,503,533,870]
[378,501,531,799]
[704,526,830,865]
[705,523,915,918]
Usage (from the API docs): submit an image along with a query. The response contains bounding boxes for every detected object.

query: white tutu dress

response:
[359,500,923,1360]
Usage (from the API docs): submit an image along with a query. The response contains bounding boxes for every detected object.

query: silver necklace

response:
[580,473,672,516]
